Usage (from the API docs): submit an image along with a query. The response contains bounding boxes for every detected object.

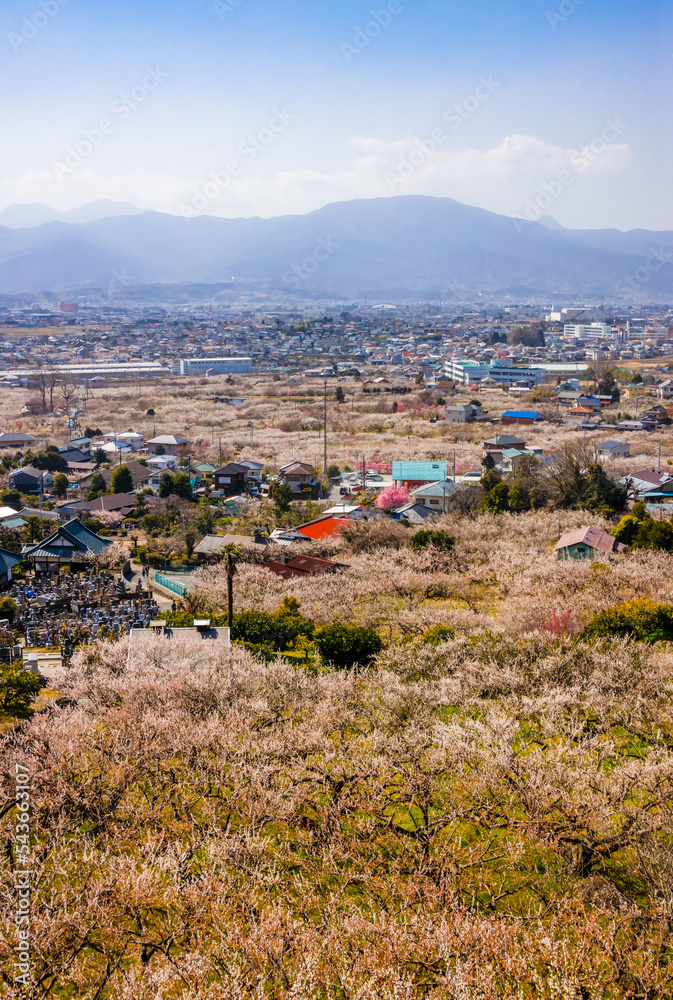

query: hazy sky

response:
[1,0,671,229]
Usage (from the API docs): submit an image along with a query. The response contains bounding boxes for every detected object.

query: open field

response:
[0,374,668,484]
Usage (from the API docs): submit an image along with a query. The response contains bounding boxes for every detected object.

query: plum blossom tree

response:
[96,510,125,529]
[375,484,410,510]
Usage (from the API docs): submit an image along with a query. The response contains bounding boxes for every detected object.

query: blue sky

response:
[0,0,671,228]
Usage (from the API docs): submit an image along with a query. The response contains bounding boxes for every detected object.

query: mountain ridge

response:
[0,195,671,299]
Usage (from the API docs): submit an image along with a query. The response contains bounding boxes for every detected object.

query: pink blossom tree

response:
[375,485,411,510]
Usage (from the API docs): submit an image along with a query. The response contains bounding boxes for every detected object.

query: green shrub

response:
[482,482,510,514]
[0,663,42,714]
[0,597,17,623]
[422,624,455,646]
[408,529,456,552]
[231,610,301,650]
[583,599,673,642]
[313,623,383,670]
[162,600,314,651]
[160,611,197,627]
[237,641,276,661]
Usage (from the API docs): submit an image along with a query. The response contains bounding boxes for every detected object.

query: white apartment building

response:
[563,323,612,339]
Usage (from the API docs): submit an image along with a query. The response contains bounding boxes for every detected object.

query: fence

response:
[154,572,188,598]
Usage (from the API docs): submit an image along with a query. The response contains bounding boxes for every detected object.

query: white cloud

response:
[0,169,192,214]
[0,132,630,222]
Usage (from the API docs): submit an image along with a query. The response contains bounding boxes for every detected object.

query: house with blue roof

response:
[501,411,544,426]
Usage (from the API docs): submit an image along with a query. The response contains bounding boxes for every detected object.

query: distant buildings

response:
[445,359,546,386]
[173,357,252,375]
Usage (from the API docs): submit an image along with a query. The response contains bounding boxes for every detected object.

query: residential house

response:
[483,434,527,454]
[21,518,111,572]
[239,460,264,483]
[0,432,36,449]
[444,403,481,424]
[270,513,351,544]
[0,548,21,588]
[641,405,668,423]
[84,493,137,518]
[616,420,648,431]
[563,407,599,426]
[0,505,23,523]
[101,441,133,459]
[77,460,152,493]
[392,461,448,487]
[264,554,347,580]
[656,379,673,399]
[482,435,527,465]
[554,526,625,560]
[104,430,145,452]
[194,462,218,482]
[409,480,468,513]
[212,463,249,495]
[9,466,53,494]
[146,454,177,472]
[571,396,602,412]
[556,391,600,408]
[147,434,188,455]
[194,533,263,560]
[624,468,673,498]
[391,502,440,524]
[279,462,315,493]
[59,448,93,465]
[62,436,93,454]
[596,440,630,460]
[501,410,544,426]
[498,448,543,474]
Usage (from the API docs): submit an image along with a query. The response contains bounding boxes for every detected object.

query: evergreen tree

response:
[111,465,134,494]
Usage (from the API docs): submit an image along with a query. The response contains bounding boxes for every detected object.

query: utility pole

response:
[323,379,328,475]
[453,449,456,483]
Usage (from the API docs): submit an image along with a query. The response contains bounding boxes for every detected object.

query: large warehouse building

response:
[173,357,252,375]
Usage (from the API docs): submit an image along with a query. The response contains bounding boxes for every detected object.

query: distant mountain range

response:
[0,195,671,301]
